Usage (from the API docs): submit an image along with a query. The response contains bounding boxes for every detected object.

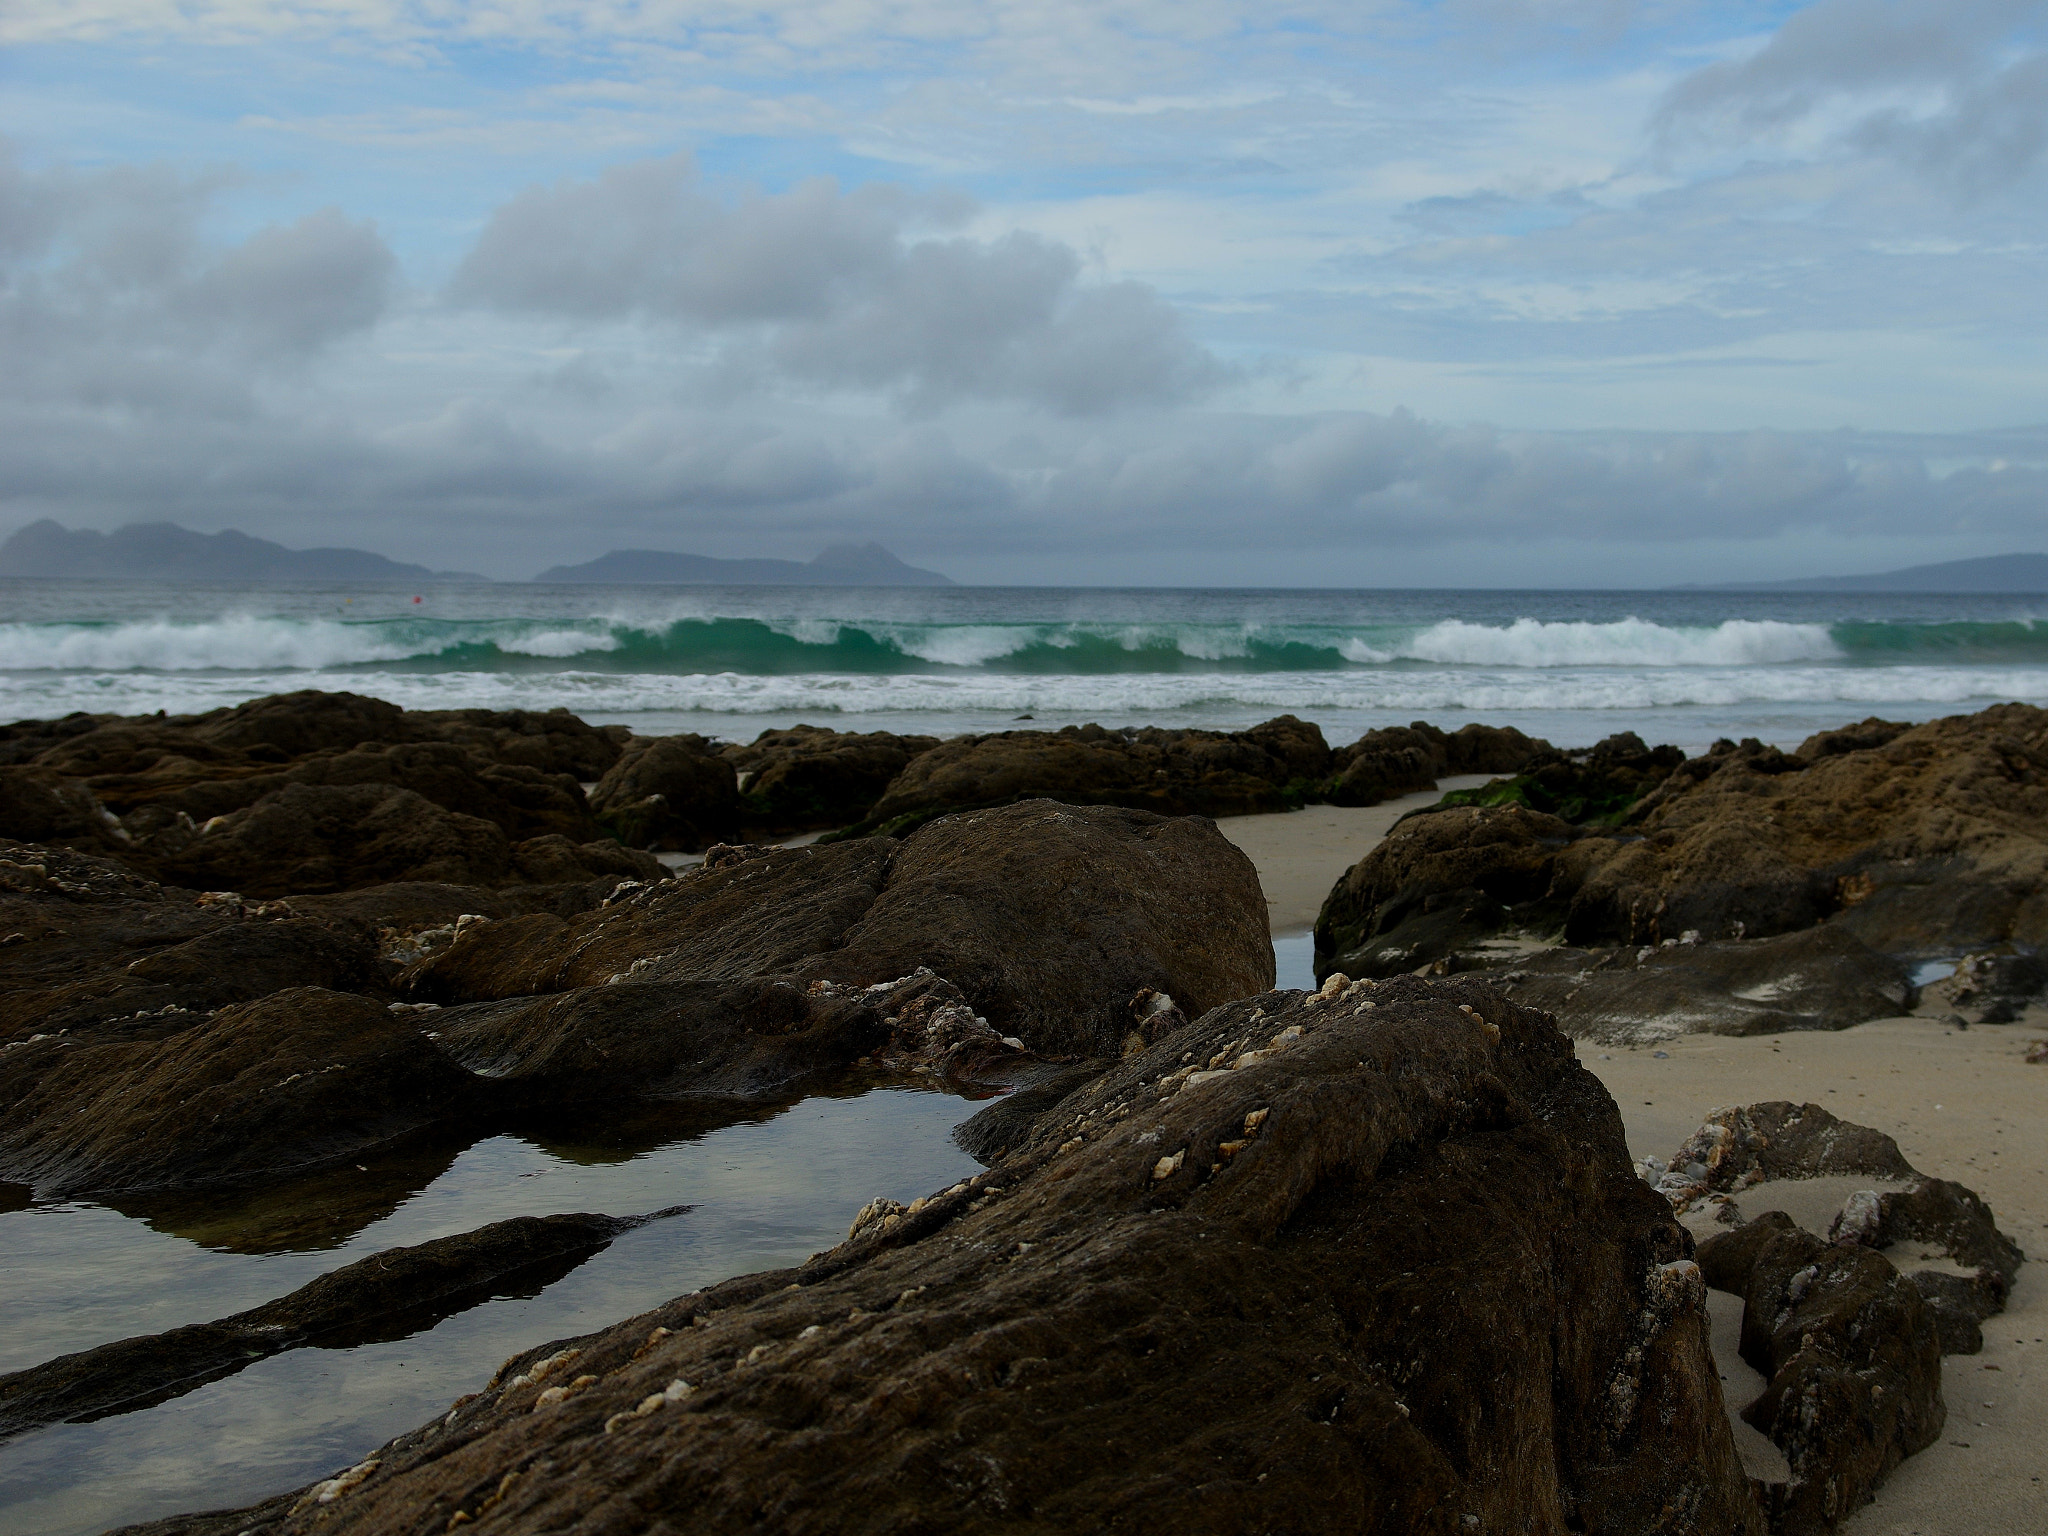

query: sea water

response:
[1,579,2045,750]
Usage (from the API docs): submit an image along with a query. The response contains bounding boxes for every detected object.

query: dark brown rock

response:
[0,1211,665,1436]
[126,976,1762,1536]
[856,716,1333,831]
[1492,927,1917,1046]
[410,802,1271,1061]
[1669,1101,1919,1191]
[0,766,128,851]
[1314,803,1580,978]
[589,735,741,851]
[0,987,481,1196]
[794,800,1273,1057]
[722,725,939,833]
[1701,1219,1944,1534]
[155,782,515,895]
[430,978,888,1104]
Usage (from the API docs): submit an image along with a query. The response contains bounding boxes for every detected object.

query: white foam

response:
[6,663,2042,724]
[1395,618,1842,668]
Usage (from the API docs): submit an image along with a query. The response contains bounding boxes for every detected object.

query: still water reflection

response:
[0,1085,986,1536]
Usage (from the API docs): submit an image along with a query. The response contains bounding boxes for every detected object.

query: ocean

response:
[3,578,2045,750]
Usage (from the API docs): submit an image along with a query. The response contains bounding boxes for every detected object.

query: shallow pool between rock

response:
[0,1084,986,1536]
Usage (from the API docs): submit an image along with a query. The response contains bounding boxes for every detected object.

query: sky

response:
[2,0,2046,586]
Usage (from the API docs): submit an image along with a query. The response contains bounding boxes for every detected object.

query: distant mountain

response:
[0,520,485,583]
[537,541,953,586]
[1702,553,2048,593]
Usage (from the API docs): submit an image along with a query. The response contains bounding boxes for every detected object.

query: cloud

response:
[0,144,396,417]
[1656,0,2048,193]
[449,155,1227,414]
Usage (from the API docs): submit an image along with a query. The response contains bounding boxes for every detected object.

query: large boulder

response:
[156,783,517,895]
[1323,721,1552,808]
[855,716,1333,832]
[795,800,1272,1058]
[722,725,939,834]
[588,735,741,851]
[130,976,1763,1536]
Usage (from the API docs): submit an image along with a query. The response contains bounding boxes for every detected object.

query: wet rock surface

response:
[113,976,1764,1536]
[0,1210,679,1437]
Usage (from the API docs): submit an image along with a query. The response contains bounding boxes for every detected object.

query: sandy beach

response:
[1220,795,2048,1535]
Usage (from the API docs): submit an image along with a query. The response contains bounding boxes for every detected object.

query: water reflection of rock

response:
[0,1211,681,1438]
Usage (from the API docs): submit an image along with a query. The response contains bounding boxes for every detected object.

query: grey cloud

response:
[1656,0,2048,191]
[0,145,396,419]
[449,154,1226,415]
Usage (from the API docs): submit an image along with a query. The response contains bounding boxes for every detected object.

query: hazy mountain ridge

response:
[535,542,952,586]
[1698,553,2048,593]
[0,521,485,583]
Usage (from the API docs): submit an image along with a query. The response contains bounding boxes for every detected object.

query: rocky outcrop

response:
[411,801,1273,1061]
[588,734,741,851]
[0,987,479,1195]
[0,1211,675,1436]
[852,716,1336,832]
[1,802,1270,1196]
[123,976,1763,1536]
[1313,706,2048,1043]
[722,725,939,834]
[1489,928,1918,1046]
[0,692,646,894]
[1660,1101,2025,1359]
[1696,1214,1943,1535]
[1323,721,1551,807]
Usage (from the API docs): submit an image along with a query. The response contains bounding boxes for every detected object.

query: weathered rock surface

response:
[854,715,1338,832]
[0,1211,674,1436]
[121,976,1763,1536]
[1695,1214,1943,1535]
[1432,731,1685,825]
[1663,1101,2024,1357]
[588,734,741,851]
[1489,928,1918,1046]
[1323,720,1551,807]
[0,987,480,1195]
[411,801,1273,1061]
[722,725,939,834]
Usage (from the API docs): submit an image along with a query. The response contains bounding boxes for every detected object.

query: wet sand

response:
[1221,792,2048,1534]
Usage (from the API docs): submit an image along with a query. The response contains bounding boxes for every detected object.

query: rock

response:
[1314,803,1581,978]
[793,801,1272,1057]
[951,1061,1103,1163]
[854,716,1334,833]
[721,725,940,833]
[1671,1103,2024,1360]
[411,801,1271,1062]
[588,735,742,852]
[1432,732,1685,826]
[152,782,514,895]
[1322,726,1443,806]
[0,1211,671,1437]
[428,978,888,1105]
[1923,949,2048,1023]
[1668,1102,1919,1191]
[405,840,897,1004]
[135,976,1762,1536]
[1314,704,2048,967]
[1695,1218,1944,1534]
[1492,927,1917,1046]
[0,987,481,1196]
[0,766,129,852]
[407,707,625,781]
